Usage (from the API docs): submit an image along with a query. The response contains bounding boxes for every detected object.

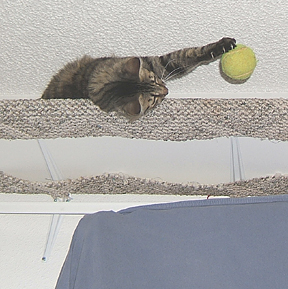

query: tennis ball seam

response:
[233,69,255,79]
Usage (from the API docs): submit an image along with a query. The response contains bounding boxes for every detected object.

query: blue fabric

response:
[56,195,288,289]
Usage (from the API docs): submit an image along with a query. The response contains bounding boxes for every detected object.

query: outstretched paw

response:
[210,37,236,59]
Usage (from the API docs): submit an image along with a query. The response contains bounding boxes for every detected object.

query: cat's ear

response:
[123,57,141,79]
[123,98,141,116]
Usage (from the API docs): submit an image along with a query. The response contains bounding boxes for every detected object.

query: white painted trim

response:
[0,195,229,215]
[167,92,288,99]
[0,201,149,215]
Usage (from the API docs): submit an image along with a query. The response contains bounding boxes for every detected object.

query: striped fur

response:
[42,37,236,120]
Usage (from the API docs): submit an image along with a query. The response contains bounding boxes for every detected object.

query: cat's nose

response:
[162,86,168,96]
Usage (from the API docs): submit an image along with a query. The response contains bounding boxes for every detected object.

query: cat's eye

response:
[149,74,156,83]
[148,96,157,106]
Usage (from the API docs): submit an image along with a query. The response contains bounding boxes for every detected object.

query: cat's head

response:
[89,57,168,121]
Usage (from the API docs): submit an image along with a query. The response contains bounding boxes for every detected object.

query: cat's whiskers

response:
[161,59,176,81]
[163,63,192,82]
[163,67,182,82]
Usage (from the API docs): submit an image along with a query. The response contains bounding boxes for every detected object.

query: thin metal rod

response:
[42,214,63,261]
[235,137,245,181]
[230,137,245,182]
[37,139,65,262]
[37,140,63,181]
[230,137,236,182]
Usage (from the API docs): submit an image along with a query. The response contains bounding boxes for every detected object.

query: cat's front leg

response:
[178,37,237,67]
[153,37,236,81]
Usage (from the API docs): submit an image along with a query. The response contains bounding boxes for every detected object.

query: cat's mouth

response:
[148,90,168,111]
[151,86,169,98]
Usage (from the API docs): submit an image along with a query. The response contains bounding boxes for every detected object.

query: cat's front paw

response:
[210,37,236,59]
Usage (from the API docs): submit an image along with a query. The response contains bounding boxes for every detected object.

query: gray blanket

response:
[56,195,288,289]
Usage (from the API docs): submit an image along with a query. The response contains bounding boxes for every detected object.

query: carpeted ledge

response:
[1,98,288,141]
[1,171,288,200]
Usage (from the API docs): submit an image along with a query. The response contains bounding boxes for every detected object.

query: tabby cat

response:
[42,37,236,120]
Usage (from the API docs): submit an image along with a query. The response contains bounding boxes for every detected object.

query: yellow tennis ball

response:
[221,44,257,80]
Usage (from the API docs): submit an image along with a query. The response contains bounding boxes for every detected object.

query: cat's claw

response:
[210,37,236,59]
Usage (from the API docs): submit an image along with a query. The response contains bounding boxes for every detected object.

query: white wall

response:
[1,0,288,288]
